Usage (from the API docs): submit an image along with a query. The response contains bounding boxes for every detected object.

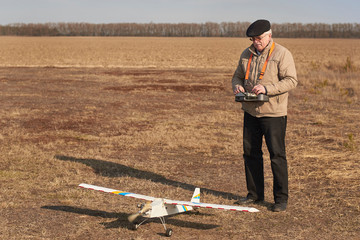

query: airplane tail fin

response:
[191,188,200,203]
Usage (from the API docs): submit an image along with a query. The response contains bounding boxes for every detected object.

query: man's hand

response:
[233,85,245,94]
[252,84,266,95]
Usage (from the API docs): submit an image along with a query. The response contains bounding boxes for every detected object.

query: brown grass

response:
[0,37,359,240]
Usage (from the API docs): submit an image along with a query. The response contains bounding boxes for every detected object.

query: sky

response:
[0,0,359,25]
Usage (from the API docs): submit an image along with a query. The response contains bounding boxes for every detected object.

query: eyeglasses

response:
[249,34,269,42]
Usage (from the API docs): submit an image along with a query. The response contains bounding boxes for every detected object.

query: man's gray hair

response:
[264,29,272,35]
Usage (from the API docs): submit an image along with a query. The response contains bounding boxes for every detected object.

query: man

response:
[232,19,298,212]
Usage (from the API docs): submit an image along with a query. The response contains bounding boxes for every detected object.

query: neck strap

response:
[245,42,275,81]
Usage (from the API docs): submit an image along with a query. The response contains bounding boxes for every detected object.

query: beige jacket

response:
[232,39,298,117]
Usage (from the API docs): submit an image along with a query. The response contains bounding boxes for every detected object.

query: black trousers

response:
[243,112,288,204]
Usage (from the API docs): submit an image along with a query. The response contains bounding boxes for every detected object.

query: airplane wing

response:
[78,183,156,202]
[163,199,259,213]
[79,183,259,213]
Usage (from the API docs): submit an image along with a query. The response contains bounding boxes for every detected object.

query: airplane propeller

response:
[128,202,152,223]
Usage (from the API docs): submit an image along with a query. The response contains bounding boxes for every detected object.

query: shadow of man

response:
[55,155,239,200]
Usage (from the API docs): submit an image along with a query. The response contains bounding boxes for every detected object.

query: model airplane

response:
[79,183,259,237]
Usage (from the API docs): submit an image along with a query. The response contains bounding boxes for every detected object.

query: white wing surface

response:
[78,183,156,202]
[163,199,259,213]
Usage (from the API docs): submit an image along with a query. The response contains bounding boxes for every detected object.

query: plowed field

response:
[0,37,359,239]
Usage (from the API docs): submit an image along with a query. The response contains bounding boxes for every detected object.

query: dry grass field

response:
[0,37,359,240]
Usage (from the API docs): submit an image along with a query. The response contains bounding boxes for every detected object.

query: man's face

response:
[250,32,272,52]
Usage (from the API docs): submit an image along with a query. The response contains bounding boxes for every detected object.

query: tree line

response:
[1,22,360,38]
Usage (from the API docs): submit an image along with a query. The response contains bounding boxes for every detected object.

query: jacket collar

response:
[249,39,274,56]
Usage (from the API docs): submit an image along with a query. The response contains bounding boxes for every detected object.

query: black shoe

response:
[272,203,287,212]
[234,197,263,205]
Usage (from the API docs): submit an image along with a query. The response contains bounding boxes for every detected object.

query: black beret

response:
[246,19,271,37]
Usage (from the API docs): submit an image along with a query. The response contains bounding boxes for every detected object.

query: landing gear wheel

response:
[131,224,139,231]
[166,228,173,237]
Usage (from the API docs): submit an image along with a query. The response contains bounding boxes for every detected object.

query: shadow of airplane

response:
[41,205,219,231]
[55,155,240,200]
